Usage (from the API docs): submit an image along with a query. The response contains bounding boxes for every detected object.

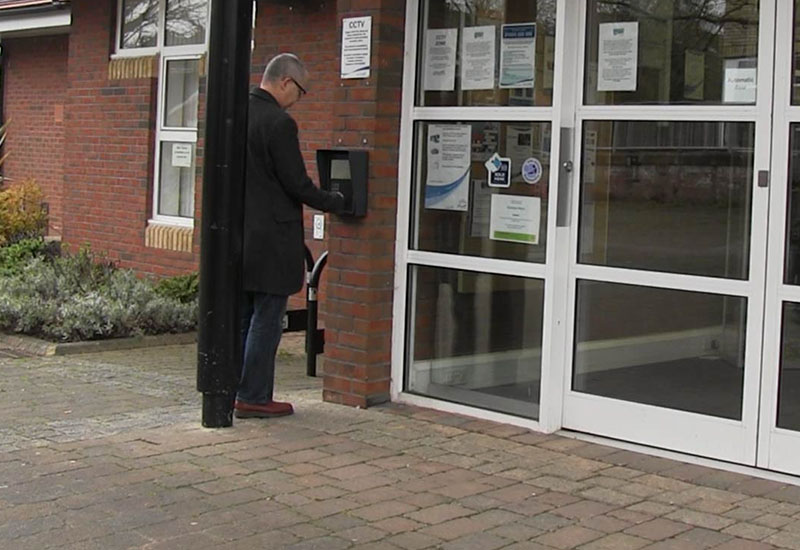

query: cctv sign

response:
[341,16,372,79]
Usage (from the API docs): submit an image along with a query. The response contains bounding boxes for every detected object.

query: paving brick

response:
[388,531,442,550]
[765,531,800,550]
[405,503,473,525]
[666,508,737,530]
[420,516,487,541]
[351,500,418,521]
[579,532,651,549]
[722,521,777,540]
[533,525,604,548]
[623,518,692,540]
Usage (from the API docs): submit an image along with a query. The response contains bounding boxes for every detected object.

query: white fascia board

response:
[0,8,70,36]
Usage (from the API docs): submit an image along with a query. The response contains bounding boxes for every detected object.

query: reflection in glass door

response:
[562,0,771,464]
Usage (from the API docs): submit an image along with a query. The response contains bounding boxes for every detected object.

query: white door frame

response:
[390,0,575,433]
[758,0,800,475]
[390,0,787,470]
[561,0,775,464]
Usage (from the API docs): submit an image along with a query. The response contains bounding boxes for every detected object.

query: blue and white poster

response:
[425,124,471,211]
[499,23,536,89]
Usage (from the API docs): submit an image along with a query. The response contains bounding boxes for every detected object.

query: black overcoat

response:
[243,88,344,295]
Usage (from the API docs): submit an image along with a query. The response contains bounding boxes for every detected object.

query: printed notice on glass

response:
[499,23,536,88]
[723,63,757,104]
[489,194,540,245]
[424,28,457,91]
[172,143,193,168]
[341,16,371,79]
[461,26,495,90]
[597,21,638,92]
[425,124,471,211]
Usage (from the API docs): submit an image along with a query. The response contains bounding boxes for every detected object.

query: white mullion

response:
[571,264,754,298]
[779,285,800,304]
[407,250,547,280]
[540,0,582,433]
[412,106,554,121]
[576,105,759,122]
[391,0,421,401]
[758,0,793,471]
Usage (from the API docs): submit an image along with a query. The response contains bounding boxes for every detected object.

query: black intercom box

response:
[317,149,368,218]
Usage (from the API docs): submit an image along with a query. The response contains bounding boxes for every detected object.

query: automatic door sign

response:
[485,152,511,188]
[522,157,542,184]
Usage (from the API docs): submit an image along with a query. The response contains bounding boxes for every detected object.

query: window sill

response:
[108,54,159,80]
[145,221,194,253]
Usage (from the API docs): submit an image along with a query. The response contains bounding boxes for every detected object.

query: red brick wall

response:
[2,35,68,237]
[62,0,196,276]
[323,1,405,407]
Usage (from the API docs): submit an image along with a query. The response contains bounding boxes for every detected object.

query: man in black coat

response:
[235,53,345,419]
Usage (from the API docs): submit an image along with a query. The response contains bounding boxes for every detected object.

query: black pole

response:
[197,0,253,428]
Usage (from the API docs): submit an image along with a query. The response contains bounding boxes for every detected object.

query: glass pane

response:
[785,125,800,284]
[165,0,208,46]
[794,0,800,104]
[406,266,544,419]
[121,0,158,49]
[413,121,550,263]
[585,0,759,105]
[574,281,746,420]
[579,120,754,279]
[778,302,800,431]
[417,0,557,106]
[158,141,195,218]
[164,59,200,128]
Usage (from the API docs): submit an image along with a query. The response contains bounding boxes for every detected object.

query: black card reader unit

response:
[317,149,368,217]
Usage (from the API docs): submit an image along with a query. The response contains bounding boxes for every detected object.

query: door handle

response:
[758,170,769,188]
[556,127,574,228]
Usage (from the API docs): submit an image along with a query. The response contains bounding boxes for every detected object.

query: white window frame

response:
[152,53,203,227]
[114,0,209,227]
[115,0,210,57]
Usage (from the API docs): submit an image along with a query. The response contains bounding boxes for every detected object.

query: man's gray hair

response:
[263,53,305,83]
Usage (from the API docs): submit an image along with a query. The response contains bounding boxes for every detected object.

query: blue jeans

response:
[237,292,288,405]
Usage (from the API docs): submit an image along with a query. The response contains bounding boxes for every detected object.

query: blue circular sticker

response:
[522,158,542,184]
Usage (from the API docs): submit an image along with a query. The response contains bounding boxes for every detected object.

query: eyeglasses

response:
[289,77,307,97]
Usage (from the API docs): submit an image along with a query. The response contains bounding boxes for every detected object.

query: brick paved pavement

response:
[2,335,800,549]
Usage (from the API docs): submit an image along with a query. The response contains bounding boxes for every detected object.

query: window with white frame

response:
[117,0,209,226]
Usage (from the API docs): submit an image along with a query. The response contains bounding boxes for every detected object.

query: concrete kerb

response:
[0,331,197,356]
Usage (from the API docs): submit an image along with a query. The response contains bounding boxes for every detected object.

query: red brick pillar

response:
[323,1,405,408]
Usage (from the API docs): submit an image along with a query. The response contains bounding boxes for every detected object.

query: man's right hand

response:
[332,191,348,214]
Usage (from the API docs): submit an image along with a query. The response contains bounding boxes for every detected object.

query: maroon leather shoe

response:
[234,400,294,418]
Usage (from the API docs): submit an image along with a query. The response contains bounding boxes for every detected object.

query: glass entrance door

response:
[561,0,773,464]
[758,0,800,475]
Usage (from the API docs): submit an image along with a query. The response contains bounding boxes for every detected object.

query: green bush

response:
[0,247,196,342]
[0,237,54,276]
[155,272,199,304]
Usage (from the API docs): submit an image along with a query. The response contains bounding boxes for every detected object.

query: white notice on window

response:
[341,16,371,79]
[597,21,638,92]
[461,26,495,90]
[499,23,535,88]
[489,194,540,245]
[425,124,471,211]
[723,67,757,104]
[424,28,457,91]
[172,143,193,168]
